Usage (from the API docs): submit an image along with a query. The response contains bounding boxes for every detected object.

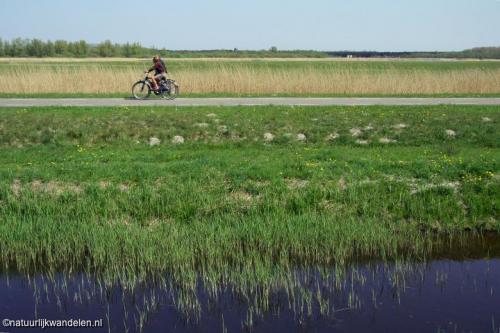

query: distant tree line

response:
[0,38,499,59]
[0,38,149,57]
[0,38,328,58]
[328,48,500,59]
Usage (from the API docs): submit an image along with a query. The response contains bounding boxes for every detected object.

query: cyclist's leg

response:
[153,74,162,90]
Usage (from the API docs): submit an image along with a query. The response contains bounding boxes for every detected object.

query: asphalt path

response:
[1,97,500,107]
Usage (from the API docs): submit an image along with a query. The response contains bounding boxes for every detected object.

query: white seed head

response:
[393,123,407,130]
[171,135,185,144]
[263,132,275,142]
[445,129,456,137]
[379,137,396,144]
[149,137,161,146]
[350,128,362,137]
[325,133,340,141]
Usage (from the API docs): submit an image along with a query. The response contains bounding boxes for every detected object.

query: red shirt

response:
[149,60,167,74]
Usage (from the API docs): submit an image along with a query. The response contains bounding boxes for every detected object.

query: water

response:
[1,235,499,333]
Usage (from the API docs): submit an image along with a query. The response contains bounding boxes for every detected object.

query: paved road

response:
[1,97,500,107]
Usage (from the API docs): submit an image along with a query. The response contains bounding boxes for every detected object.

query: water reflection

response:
[1,234,499,333]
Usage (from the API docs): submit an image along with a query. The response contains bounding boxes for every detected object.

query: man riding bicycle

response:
[145,55,168,92]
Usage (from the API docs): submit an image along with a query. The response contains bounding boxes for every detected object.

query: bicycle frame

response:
[142,74,153,87]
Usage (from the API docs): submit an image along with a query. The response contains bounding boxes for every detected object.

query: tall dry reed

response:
[1,63,499,95]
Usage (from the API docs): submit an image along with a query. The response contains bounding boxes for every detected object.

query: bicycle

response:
[131,73,179,100]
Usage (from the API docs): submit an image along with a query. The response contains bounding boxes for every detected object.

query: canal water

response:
[1,234,499,333]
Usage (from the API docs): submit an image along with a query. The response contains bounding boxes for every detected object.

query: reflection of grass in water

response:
[16,264,416,330]
[10,241,493,332]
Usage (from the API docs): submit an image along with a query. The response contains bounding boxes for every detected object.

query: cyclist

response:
[145,55,168,92]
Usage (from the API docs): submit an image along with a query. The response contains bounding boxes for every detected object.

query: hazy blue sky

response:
[0,0,499,51]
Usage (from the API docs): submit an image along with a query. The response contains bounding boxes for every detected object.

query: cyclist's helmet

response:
[153,55,160,62]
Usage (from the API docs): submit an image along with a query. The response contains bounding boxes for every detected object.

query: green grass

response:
[2,59,500,72]
[0,105,498,283]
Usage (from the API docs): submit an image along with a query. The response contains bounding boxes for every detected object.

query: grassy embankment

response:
[0,105,498,283]
[0,58,499,97]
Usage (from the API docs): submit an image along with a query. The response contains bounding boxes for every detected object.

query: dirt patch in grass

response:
[286,178,310,190]
[10,180,83,196]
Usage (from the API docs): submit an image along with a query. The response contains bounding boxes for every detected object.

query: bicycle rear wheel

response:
[161,80,179,100]
[132,81,151,100]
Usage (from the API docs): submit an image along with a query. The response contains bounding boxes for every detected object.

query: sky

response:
[0,0,499,51]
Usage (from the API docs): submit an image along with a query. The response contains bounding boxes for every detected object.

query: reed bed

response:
[181,67,500,95]
[1,61,499,95]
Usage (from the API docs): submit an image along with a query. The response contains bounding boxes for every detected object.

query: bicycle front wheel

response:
[132,81,151,100]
